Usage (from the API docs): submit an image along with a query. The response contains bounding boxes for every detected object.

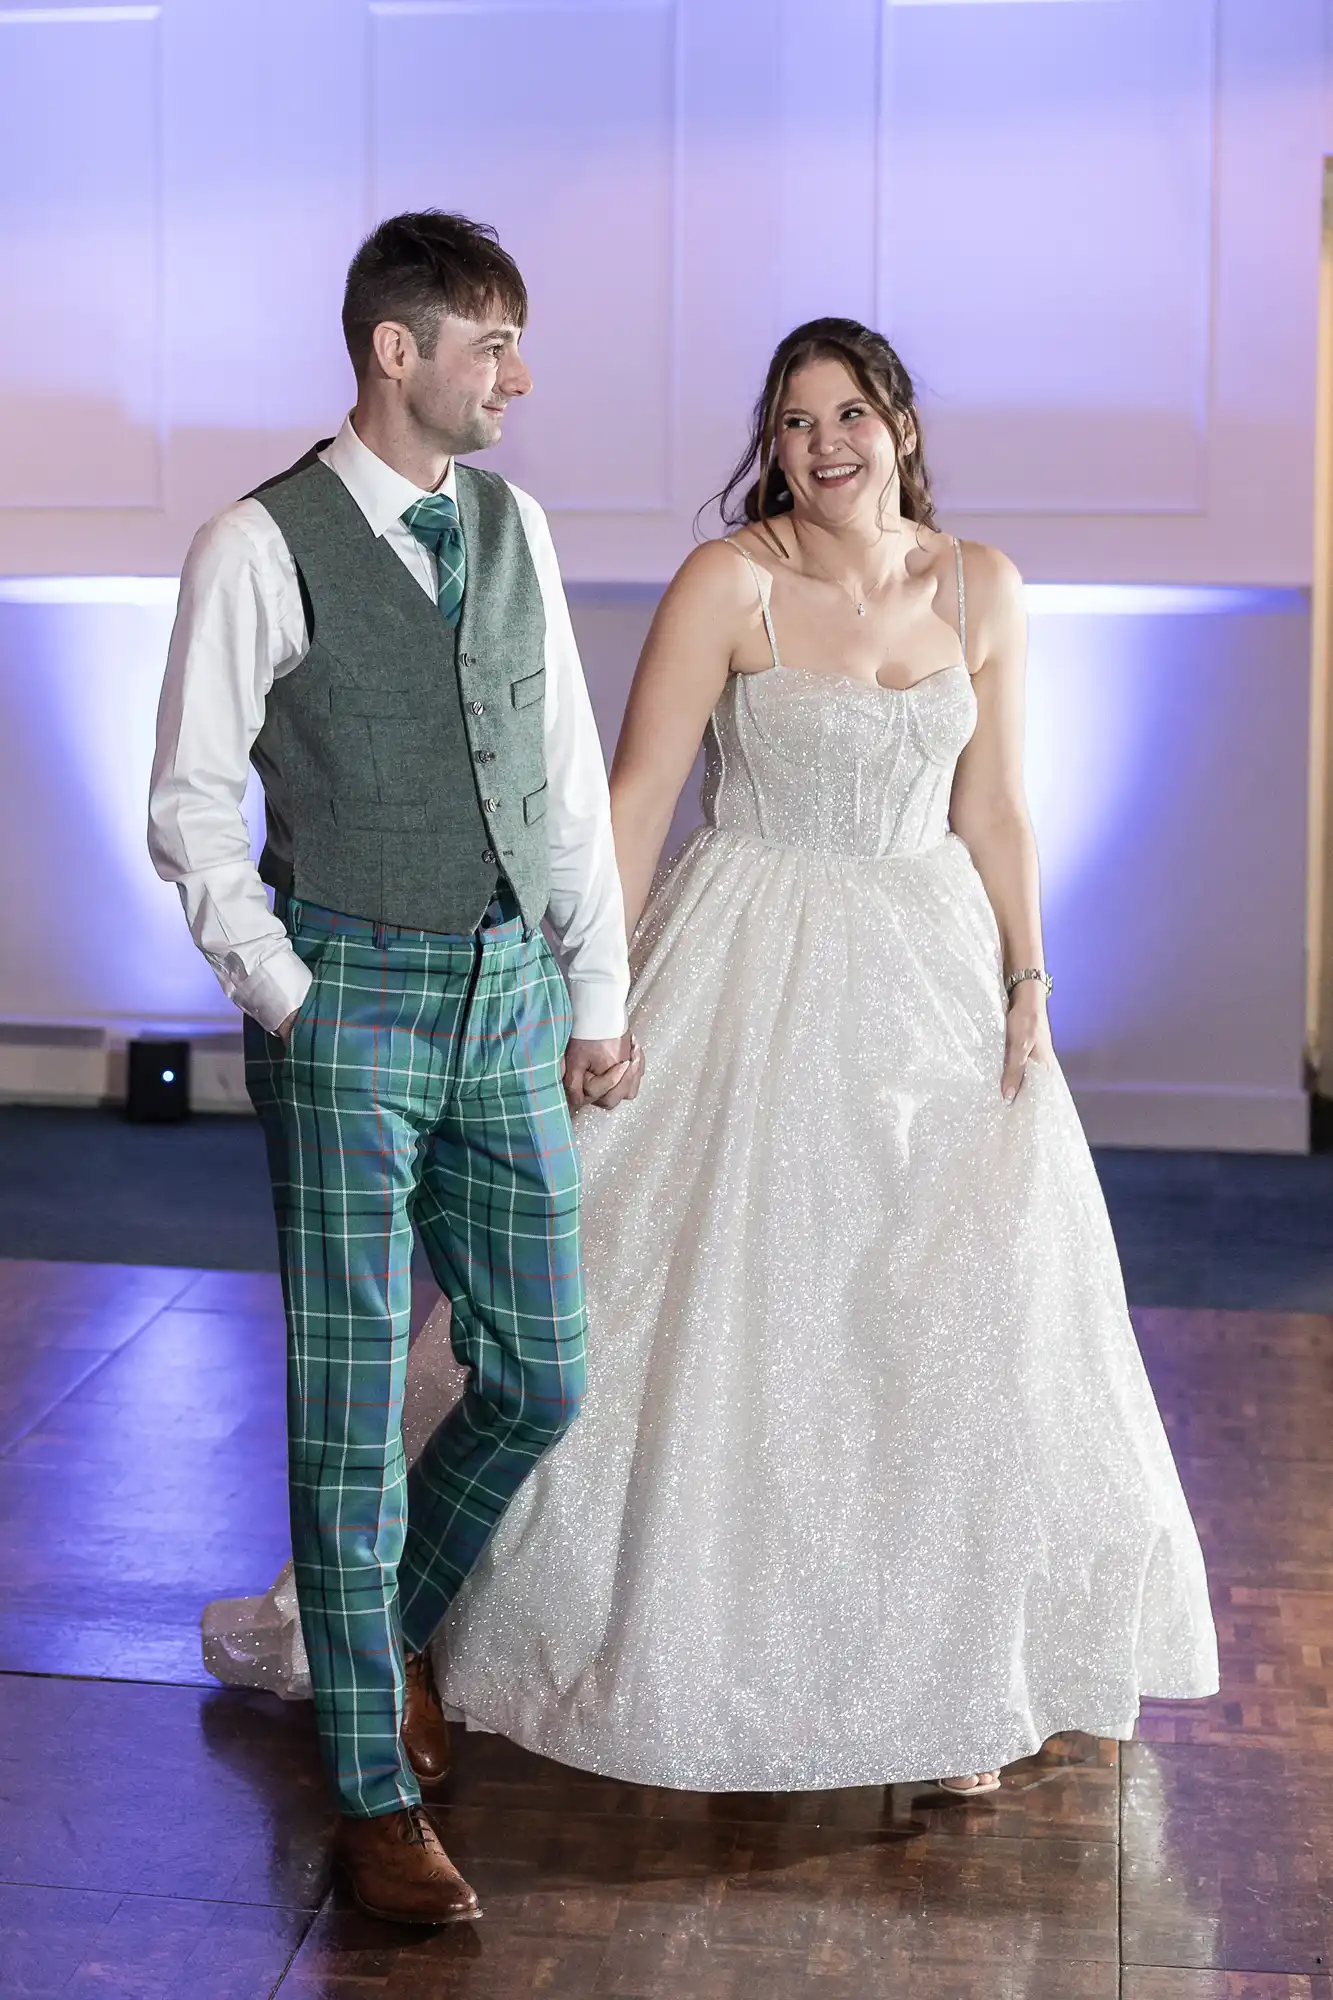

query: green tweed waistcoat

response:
[248,448,550,934]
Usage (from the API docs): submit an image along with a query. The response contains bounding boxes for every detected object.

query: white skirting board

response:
[0,1028,1312,1152]
[1071,1083,1310,1155]
[0,1025,247,1116]
[0,1026,109,1108]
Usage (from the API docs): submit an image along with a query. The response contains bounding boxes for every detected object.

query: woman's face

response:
[774,356,907,528]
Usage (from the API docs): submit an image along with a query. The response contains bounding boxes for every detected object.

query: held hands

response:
[564,1033,645,1113]
[1001,982,1054,1104]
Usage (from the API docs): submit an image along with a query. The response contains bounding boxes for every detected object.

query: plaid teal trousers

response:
[245,893,586,1819]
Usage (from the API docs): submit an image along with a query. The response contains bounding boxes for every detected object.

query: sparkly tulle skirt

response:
[204,822,1218,1788]
[430,825,1218,1788]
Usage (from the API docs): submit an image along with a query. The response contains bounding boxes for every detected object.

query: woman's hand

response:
[564,1033,644,1112]
[1001,982,1054,1103]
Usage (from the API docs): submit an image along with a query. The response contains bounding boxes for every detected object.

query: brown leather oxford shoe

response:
[402,1647,451,1794]
[337,1805,480,1925]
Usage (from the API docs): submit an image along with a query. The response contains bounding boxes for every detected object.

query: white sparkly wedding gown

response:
[204,545,1218,1789]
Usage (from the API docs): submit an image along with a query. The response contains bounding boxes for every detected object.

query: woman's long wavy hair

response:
[707,318,936,550]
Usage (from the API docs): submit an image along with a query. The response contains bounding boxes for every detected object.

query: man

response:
[150,210,640,1923]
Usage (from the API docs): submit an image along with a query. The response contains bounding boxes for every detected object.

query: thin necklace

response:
[791,525,901,618]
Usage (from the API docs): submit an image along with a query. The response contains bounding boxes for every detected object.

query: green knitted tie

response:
[402,491,466,627]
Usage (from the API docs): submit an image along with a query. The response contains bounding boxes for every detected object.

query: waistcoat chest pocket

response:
[512,669,545,709]
[523,784,548,825]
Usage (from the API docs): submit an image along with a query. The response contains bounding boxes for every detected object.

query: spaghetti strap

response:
[953,536,968,669]
[724,538,783,673]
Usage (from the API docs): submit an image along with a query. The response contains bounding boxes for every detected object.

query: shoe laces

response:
[404,1648,436,1697]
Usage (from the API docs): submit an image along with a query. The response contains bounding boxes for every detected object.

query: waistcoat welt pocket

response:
[523,784,548,825]
[330,798,428,831]
[512,669,545,709]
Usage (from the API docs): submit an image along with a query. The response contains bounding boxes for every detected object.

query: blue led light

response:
[161,1069,175,1084]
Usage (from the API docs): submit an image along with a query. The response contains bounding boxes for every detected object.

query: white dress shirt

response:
[149,417,629,1040]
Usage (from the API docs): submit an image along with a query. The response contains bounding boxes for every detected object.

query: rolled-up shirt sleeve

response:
[148,509,313,1034]
[510,486,630,1041]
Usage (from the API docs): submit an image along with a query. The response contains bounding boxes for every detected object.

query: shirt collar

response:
[319,414,458,538]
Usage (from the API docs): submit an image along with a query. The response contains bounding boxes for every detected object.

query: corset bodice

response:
[701,662,978,859]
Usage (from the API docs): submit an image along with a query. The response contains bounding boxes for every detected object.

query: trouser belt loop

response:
[372,918,390,949]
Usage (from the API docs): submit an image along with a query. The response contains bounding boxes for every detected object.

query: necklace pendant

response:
[856,601,866,617]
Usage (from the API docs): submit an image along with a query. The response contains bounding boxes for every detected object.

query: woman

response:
[206,318,1217,1794]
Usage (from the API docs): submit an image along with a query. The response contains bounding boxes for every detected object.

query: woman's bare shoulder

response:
[666,535,768,609]
[953,539,1026,674]
[727,519,794,568]
[956,536,1024,604]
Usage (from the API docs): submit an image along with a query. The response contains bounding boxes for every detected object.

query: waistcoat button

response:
[484,797,500,812]
[482,848,497,865]
[470,701,485,715]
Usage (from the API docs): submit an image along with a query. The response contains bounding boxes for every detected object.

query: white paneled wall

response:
[0,6,162,510]
[880,0,1216,515]
[372,1,677,514]
[0,0,1328,582]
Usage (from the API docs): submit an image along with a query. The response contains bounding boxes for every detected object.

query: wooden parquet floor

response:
[0,1258,1330,1998]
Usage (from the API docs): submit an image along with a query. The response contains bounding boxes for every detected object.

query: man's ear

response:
[370,319,415,381]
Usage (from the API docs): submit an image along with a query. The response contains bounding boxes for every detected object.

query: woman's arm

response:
[609,541,753,937]
[947,543,1054,1100]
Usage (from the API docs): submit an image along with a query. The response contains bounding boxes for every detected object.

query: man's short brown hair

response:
[342,210,528,376]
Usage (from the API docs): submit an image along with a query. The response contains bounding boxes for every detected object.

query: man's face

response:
[396,306,533,456]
